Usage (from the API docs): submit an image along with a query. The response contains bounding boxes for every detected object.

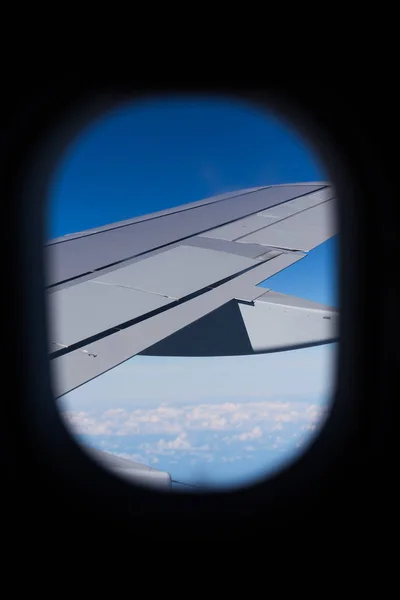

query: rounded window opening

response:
[46,94,339,491]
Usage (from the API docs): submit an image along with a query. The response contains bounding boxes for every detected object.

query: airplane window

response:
[46,94,338,491]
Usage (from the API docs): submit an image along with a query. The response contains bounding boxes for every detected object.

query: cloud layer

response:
[57,345,336,487]
[62,398,329,487]
[63,399,325,437]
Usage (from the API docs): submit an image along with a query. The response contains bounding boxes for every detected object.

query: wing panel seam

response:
[49,255,276,359]
[47,185,327,289]
[233,196,334,243]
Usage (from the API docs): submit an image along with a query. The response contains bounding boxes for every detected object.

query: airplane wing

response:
[47,182,338,399]
[83,447,172,489]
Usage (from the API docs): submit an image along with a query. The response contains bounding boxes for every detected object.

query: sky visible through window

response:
[48,95,338,489]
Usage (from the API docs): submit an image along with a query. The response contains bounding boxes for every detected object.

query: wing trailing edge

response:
[140,290,338,357]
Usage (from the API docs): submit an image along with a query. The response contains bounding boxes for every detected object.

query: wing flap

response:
[239,292,338,353]
[142,292,338,358]
[92,245,256,299]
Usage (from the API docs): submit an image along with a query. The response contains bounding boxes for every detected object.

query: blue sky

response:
[48,95,338,489]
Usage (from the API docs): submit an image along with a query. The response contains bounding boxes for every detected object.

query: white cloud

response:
[240,427,262,441]
[156,432,192,450]
[62,399,329,440]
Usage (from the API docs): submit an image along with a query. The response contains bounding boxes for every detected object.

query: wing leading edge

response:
[47,183,338,399]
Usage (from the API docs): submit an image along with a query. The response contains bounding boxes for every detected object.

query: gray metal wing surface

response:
[83,447,172,489]
[47,182,338,400]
